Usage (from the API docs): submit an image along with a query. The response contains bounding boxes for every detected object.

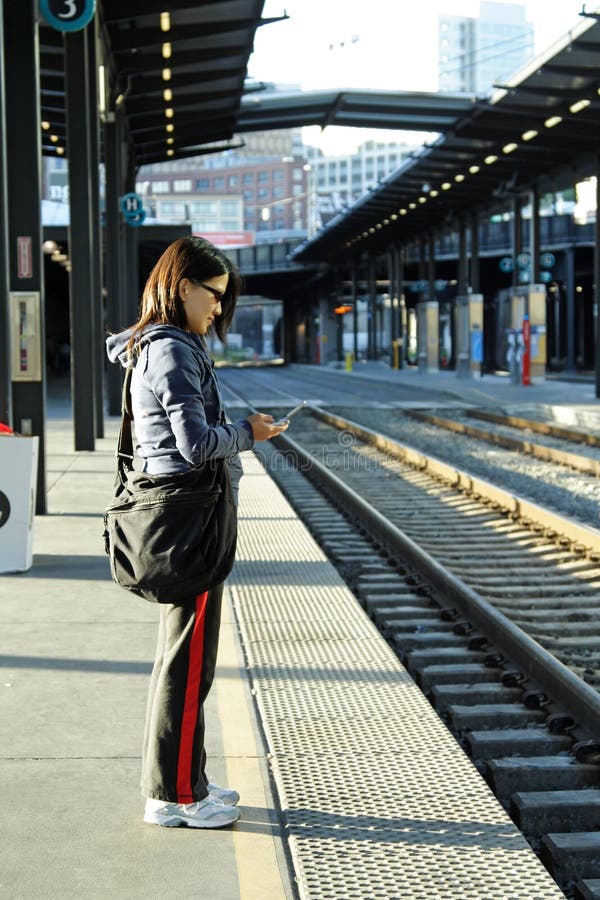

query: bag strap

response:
[116,366,135,481]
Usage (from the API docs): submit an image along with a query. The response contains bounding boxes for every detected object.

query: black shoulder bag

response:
[103,366,237,604]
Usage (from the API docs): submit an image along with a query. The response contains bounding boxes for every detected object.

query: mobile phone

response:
[274,400,307,427]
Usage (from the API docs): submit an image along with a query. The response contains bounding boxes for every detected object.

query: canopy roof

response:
[40,0,275,166]
[293,9,600,261]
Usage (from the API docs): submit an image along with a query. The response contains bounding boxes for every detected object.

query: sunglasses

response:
[187,278,225,303]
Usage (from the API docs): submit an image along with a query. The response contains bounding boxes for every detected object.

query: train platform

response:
[1,411,567,898]
[295,361,599,419]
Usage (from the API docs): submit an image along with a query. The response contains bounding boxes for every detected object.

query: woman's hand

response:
[246,412,288,442]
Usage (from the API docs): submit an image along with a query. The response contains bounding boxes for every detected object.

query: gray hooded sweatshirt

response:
[106,324,253,501]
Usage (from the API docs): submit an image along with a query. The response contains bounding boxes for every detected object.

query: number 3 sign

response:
[39,0,96,32]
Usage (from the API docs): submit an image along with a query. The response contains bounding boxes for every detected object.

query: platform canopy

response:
[293,8,600,261]
[40,0,280,166]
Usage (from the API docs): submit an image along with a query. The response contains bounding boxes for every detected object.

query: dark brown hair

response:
[127,236,242,354]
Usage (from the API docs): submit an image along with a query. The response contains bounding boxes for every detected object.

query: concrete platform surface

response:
[0,418,291,900]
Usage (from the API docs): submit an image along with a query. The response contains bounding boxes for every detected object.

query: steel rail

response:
[469,408,600,447]
[270,426,600,740]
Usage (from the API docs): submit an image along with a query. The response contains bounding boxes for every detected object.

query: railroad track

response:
[405,407,600,478]
[224,391,600,898]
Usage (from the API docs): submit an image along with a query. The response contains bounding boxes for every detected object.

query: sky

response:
[247,0,591,154]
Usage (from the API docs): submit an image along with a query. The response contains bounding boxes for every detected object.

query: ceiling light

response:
[409,202,417,209]
[390,213,398,220]
[376,223,383,229]
[369,227,375,233]
[165,123,174,132]
[163,88,173,102]
[441,182,451,190]
[41,121,50,130]
[454,173,465,182]
[166,137,174,145]
[56,147,64,155]
[383,219,389,225]
[570,99,590,114]
[166,149,174,157]
[503,142,518,154]
[160,12,171,31]
[399,209,407,215]
[162,68,172,81]
[430,189,439,197]
[165,107,174,118]
[522,129,538,141]
[418,196,427,204]
[362,231,368,237]
[468,165,480,174]
[50,134,58,143]
[484,155,497,165]
[162,42,172,59]
[544,115,562,128]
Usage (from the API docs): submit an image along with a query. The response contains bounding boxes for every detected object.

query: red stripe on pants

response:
[176,591,208,803]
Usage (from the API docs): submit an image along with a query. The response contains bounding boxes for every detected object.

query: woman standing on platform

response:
[106,236,287,829]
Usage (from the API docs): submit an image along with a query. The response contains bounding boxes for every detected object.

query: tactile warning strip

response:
[229,454,565,899]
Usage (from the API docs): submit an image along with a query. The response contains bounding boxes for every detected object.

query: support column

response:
[596,164,600,397]
[0,0,11,428]
[458,219,468,295]
[103,112,125,415]
[397,245,405,369]
[418,233,439,373]
[65,27,95,451]
[470,211,480,294]
[530,187,540,284]
[4,0,46,512]
[86,20,104,439]
[512,195,522,288]
[367,256,376,359]
[350,262,358,362]
[565,247,576,372]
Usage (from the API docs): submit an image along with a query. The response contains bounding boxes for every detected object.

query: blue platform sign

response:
[516,252,530,269]
[540,252,555,269]
[539,270,552,283]
[120,192,146,227]
[40,0,96,32]
[499,257,514,273]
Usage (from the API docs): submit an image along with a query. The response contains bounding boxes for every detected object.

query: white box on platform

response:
[0,435,39,573]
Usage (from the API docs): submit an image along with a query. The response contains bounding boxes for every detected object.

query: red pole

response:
[522,314,531,385]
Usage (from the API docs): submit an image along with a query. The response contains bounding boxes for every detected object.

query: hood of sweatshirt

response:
[105,324,210,369]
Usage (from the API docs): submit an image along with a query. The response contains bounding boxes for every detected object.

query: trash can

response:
[0,434,39,572]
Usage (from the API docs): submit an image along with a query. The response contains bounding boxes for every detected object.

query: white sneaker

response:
[208,782,240,806]
[144,795,240,828]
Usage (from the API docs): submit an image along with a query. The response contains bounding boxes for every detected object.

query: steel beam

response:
[0,0,10,429]
[65,27,95,451]
[4,0,46,512]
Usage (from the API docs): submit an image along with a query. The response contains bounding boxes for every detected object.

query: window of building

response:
[228,175,239,188]
[292,168,303,181]
[242,173,254,184]
[152,181,170,193]
[257,171,269,182]
[173,179,192,192]
[189,200,217,216]
[257,187,269,200]
[243,190,254,201]
[213,177,225,190]
[292,184,303,196]
[273,170,284,182]
[273,185,285,199]
[196,178,209,190]
[157,201,186,218]
[221,199,240,216]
